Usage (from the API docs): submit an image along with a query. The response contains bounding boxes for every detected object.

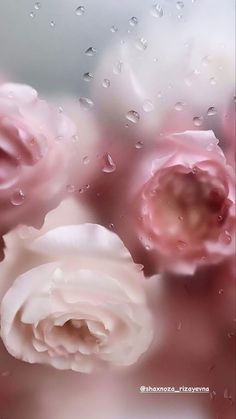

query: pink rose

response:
[0,201,153,372]
[129,130,235,274]
[0,83,76,237]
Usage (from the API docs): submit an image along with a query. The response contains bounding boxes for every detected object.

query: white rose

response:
[0,220,153,373]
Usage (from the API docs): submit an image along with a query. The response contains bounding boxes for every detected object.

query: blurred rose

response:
[0,206,153,372]
[128,130,235,275]
[0,83,76,239]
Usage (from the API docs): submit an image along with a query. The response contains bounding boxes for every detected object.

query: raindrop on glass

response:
[135,38,148,51]
[151,4,163,18]
[83,72,94,82]
[175,101,185,111]
[113,61,123,75]
[85,47,97,56]
[50,20,55,28]
[11,190,25,206]
[102,79,111,88]
[142,100,154,112]
[75,6,85,16]
[210,77,217,85]
[176,1,184,9]
[79,97,94,111]
[66,184,76,193]
[102,154,116,173]
[193,116,204,126]
[30,11,35,18]
[110,25,118,33]
[207,106,217,116]
[135,141,144,149]
[83,156,90,164]
[34,2,41,10]
[129,16,138,26]
[126,110,140,124]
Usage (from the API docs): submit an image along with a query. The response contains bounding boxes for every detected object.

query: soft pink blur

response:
[0,83,76,239]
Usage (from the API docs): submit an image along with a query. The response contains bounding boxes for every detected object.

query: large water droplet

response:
[193,116,204,126]
[135,38,148,51]
[102,78,111,88]
[85,47,97,56]
[151,4,163,18]
[11,190,25,206]
[75,5,85,15]
[207,106,217,116]
[113,61,123,75]
[129,16,138,26]
[83,72,94,82]
[126,110,140,123]
[142,100,154,112]
[102,154,116,173]
[79,97,94,111]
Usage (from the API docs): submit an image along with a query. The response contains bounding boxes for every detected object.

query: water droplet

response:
[178,215,184,221]
[135,141,144,149]
[109,223,115,230]
[177,240,187,251]
[34,2,41,10]
[50,20,55,28]
[85,47,97,56]
[126,110,140,124]
[66,184,76,193]
[30,11,35,18]
[11,190,25,206]
[83,72,94,82]
[218,289,224,295]
[129,16,138,26]
[135,38,148,51]
[79,97,94,111]
[142,100,154,112]
[176,1,184,9]
[210,390,216,400]
[113,61,123,75]
[202,55,212,66]
[175,101,185,111]
[193,116,204,126]
[72,134,79,143]
[102,78,110,88]
[83,156,90,164]
[219,230,232,245]
[102,154,116,173]
[207,106,217,116]
[110,25,118,33]
[157,90,162,98]
[176,321,182,331]
[75,5,85,15]
[55,135,63,142]
[210,77,217,85]
[151,4,163,18]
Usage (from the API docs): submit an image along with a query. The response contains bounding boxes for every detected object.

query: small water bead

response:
[129,16,138,26]
[75,6,85,16]
[157,91,162,98]
[151,4,163,18]
[72,134,79,143]
[135,38,148,51]
[83,156,90,164]
[202,55,212,66]
[126,110,140,124]
[83,72,94,82]
[30,11,35,18]
[110,25,118,33]
[66,184,76,193]
[176,1,184,9]
[177,240,187,251]
[174,101,185,111]
[142,100,154,112]
[176,321,182,331]
[50,20,55,28]
[11,190,25,206]
[113,61,123,75]
[218,289,224,295]
[210,77,217,85]
[206,142,215,151]
[207,106,217,116]
[135,141,144,149]
[79,97,94,111]
[85,47,97,56]
[34,2,41,10]
[102,78,110,88]
[102,154,116,173]
[219,230,232,245]
[193,116,204,126]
